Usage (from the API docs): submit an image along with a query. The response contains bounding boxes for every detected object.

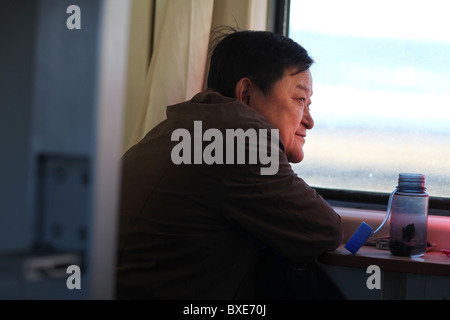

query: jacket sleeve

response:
[220,132,343,265]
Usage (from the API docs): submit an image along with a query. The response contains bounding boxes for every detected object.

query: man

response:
[115,30,343,299]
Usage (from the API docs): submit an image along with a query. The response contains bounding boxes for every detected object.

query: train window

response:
[288,0,450,213]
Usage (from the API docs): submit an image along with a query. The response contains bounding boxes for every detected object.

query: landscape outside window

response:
[289,0,450,198]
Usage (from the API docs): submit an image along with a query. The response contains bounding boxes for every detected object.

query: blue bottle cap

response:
[344,222,373,255]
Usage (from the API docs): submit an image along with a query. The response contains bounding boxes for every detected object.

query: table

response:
[318,245,450,299]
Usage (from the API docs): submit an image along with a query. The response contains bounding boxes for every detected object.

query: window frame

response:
[279,0,450,216]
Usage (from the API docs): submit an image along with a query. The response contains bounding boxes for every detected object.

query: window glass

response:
[289,0,450,198]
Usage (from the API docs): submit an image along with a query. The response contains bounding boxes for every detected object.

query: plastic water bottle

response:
[389,173,429,257]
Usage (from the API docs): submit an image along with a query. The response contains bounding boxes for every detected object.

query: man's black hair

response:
[207,28,314,98]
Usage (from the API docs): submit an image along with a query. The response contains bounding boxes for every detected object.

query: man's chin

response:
[286,150,304,164]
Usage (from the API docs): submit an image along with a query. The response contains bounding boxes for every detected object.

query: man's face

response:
[249,68,314,163]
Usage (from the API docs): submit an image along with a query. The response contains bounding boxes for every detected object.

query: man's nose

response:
[302,107,314,130]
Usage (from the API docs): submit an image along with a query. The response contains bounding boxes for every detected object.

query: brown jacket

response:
[115,90,343,299]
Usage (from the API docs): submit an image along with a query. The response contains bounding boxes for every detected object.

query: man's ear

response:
[235,78,253,106]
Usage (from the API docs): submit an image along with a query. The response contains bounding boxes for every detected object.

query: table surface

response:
[318,245,450,277]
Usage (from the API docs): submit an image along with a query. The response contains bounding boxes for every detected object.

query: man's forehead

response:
[288,69,313,95]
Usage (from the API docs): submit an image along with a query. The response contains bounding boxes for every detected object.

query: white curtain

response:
[128,0,214,148]
[126,0,268,150]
